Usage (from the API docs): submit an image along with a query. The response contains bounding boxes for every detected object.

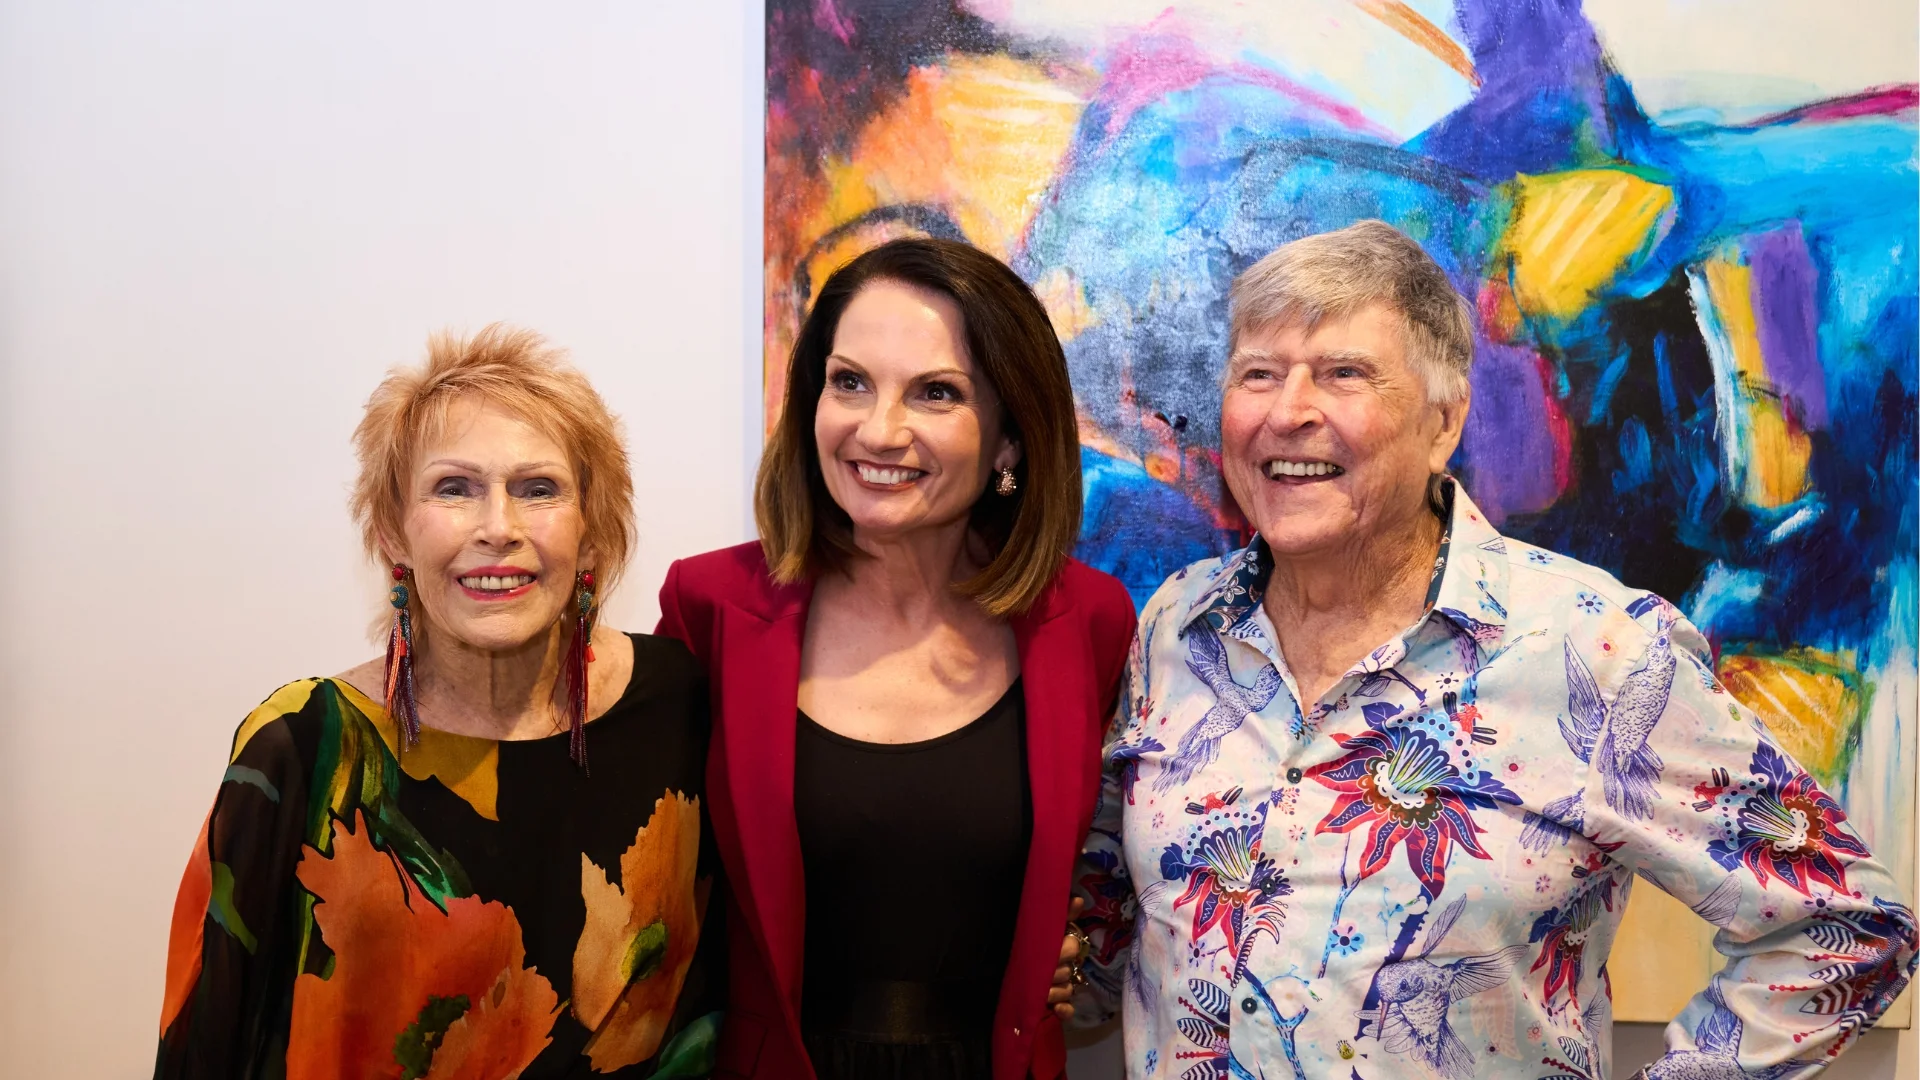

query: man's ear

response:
[1427,389,1470,475]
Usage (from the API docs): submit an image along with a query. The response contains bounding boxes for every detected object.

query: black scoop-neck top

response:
[793,681,1033,1080]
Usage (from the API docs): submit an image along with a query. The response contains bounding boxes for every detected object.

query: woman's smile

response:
[847,460,927,489]
[455,565,539,601]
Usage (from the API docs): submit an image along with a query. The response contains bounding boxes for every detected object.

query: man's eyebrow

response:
[1227,348,1278,367]
[1316,348,1381,365]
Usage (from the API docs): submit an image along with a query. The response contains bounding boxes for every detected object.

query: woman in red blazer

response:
[657,238,1133,1080]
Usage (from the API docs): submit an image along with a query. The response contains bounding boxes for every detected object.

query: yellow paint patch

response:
[1032,267,1099,342]
[1717,649,1860,786]
[1503,169,1673,322]
[811,54,1086,265]
[231,679,318,761]
[332,679,501,821]
[1697,257,1813,508]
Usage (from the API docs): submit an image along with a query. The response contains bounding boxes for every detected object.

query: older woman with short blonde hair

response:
[156,325,722,1079]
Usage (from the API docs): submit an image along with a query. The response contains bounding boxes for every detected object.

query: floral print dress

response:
[1075,481,1917,1080]
[156,633,722,1079]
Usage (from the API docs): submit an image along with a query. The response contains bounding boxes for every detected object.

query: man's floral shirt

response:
[1074,481,1917,1080]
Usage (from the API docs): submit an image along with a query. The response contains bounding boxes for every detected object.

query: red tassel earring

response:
[564,569,595,771]
[385,564,421,749]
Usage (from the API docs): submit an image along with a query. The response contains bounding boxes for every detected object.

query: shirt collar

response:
[1180,478,1511,648]
[1426,480,1511,648]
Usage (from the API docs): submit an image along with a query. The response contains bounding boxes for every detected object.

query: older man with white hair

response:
[1070,220,1916,1080]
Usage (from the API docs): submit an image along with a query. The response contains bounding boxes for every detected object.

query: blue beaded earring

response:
[384,564,421,748]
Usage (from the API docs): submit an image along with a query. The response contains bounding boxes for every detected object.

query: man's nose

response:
[1269,365,1323,431]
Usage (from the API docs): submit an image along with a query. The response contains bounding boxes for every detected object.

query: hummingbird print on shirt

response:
[1357,896,1526,1080]
[1641,979,1820,1080]
[1156,627,1282,792]
[1557,616,1677,822]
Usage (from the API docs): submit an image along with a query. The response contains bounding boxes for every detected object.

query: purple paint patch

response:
[1746,224,1830,430]
[1460,341,1566,524]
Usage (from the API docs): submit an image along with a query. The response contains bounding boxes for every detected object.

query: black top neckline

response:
[341,631,652,750]
[797,678,1024,755]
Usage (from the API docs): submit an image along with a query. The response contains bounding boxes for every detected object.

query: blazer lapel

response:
[717,585,811,1023]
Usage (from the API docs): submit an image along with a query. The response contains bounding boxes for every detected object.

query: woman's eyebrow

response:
[912,367,974,382]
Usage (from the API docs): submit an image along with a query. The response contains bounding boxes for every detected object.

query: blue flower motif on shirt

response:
[1527,550,1555,565]
[1328,920,1366,957]
[1159,801,1291,978]
[1527,869,1619,1018]
[1575,592,1603,614]
[1305,701,1521,900]
[1705,741,1868,896]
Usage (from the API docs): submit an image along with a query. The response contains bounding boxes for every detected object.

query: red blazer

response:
[656,541,1135,1080]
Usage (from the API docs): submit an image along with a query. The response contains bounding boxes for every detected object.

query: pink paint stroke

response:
[814,0,853,46]
[1741,84,1918,129]
[1096,17,1395,142]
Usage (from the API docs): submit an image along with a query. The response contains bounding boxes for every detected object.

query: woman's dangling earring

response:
[385,565,421,749]
[563,569,596,771]
[996,466,1018,496]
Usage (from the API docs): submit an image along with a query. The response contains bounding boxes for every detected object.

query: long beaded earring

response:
[563,570,595,771]
[385,565,422,748]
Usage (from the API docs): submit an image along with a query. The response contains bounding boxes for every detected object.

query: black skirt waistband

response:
[802,976,1001,1043]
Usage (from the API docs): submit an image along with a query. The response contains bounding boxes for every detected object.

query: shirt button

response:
[1013,1026,1021,1036]
[1241,997,1257,1014]
[1286,767,1303,784]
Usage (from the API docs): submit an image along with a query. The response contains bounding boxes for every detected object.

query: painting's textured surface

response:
[763,0,1918,1022]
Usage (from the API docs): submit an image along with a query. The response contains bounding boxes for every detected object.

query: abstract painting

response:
[764,0,1918,1022]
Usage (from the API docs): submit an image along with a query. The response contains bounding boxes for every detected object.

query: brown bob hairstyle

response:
[756,237,1082,617]
[350,324,636,599]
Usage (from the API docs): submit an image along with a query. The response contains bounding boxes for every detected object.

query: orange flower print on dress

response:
[287,811,559,1080]
[573,791,705,1072]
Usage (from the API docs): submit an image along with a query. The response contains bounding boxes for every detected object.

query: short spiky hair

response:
[1229,219,1474,403]
[349,324,635,597]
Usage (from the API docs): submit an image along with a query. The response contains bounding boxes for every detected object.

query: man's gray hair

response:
[1227,220,1474,404]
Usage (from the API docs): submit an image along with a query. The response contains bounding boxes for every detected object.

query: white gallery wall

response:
[0,3,1910,1078]
[0,2,761,1075]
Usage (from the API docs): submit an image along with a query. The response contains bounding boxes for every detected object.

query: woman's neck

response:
[832,518,980,622]
[408,621,570,741]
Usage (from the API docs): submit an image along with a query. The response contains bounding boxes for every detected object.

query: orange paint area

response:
[765,53,1089,427]
[1354,0,1480,85]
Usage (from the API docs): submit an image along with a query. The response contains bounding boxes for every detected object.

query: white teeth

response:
[1266,460,1341,479]
[461,574,534,591]
[856,464,922,485]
